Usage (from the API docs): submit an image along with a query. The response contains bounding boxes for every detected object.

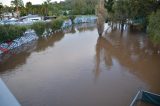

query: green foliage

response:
[0,15,68,42]
[2,5,14,13]
[129,0,157,19]
[31,22,46,36]
[20,7,27,16]
[72,0,86,15]
[104,0,114,13]
[50,16,68,30]
[0,2,3,15]
[22,1,65,16]
[2,0,98,16]
[69,15,76,23]
[11,0,24,8]
[148,9,160,44]
[104,0,160,29]
[25,2,32,14]
[66,0,97,15]
[0,25,8,42]
[0,25,27,42]
[113,0,130,22]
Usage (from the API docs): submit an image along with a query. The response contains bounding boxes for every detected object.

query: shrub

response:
[31,22,46,36]
[147,9,160,44]
[0,25,8,42]
[50,16,68,31]
[0,25,27,43]
[0,16,68,43]
[69,15,76,23]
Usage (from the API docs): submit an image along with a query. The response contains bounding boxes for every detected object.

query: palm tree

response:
[42,0,51,16]
[26,2,32,14]
[11,0,24,17]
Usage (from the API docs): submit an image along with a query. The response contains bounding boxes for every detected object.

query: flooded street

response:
[0,24,160,106]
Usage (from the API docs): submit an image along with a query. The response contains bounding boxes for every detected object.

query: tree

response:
[104,0,114,13]
[73,0,86,15]
[11,0,24,17]
[86,0,98,14]
[20,6,26,16]
[0,2,3,14]
[129,0,157,19]
[114,0,129,21]
[66,0,97,15]
[0,3,3,20]
[96,0,105,36]
[148,9,160,43]
[107,0,130,31]
[104,0,115,25]
[42,0,52,16]
[26,2,32,14]
[104,0,158,27]
[2,5,13,13]
[11,0,24,11]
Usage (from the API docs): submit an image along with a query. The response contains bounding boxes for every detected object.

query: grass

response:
[0,25,27,43]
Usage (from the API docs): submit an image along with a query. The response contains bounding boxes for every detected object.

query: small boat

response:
[130,90,160,106]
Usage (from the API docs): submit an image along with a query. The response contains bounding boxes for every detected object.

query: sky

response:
[1,0,65,6]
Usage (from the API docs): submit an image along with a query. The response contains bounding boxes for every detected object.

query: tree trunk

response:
[121,20,124,32]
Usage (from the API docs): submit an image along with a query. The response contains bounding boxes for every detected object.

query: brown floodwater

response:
[0,23,160,106]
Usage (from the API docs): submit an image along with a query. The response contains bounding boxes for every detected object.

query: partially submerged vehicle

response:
[3,18,18,25]
[130,90,160,106]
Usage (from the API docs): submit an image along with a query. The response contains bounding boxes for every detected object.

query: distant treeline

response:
[0,0,98,17]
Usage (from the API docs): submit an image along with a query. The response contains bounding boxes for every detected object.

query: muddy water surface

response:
[0,24,160,106]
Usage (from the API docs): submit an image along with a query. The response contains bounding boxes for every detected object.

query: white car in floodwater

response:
[3,18,18,25]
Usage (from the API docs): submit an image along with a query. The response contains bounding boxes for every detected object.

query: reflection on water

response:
[0,23,96,74]
[0,24,160,106]
[95,29,160,92]
[95,36,113,79]
[35,32,65,52]
[0,41,37,73]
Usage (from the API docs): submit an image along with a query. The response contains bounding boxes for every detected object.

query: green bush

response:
[147,9,160,44]
[31,22,46,36]
[69,15,76,23]
[0,25,27,43]
[0,16,67,43]
[50,16,68,31]
[0,25,8,42]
